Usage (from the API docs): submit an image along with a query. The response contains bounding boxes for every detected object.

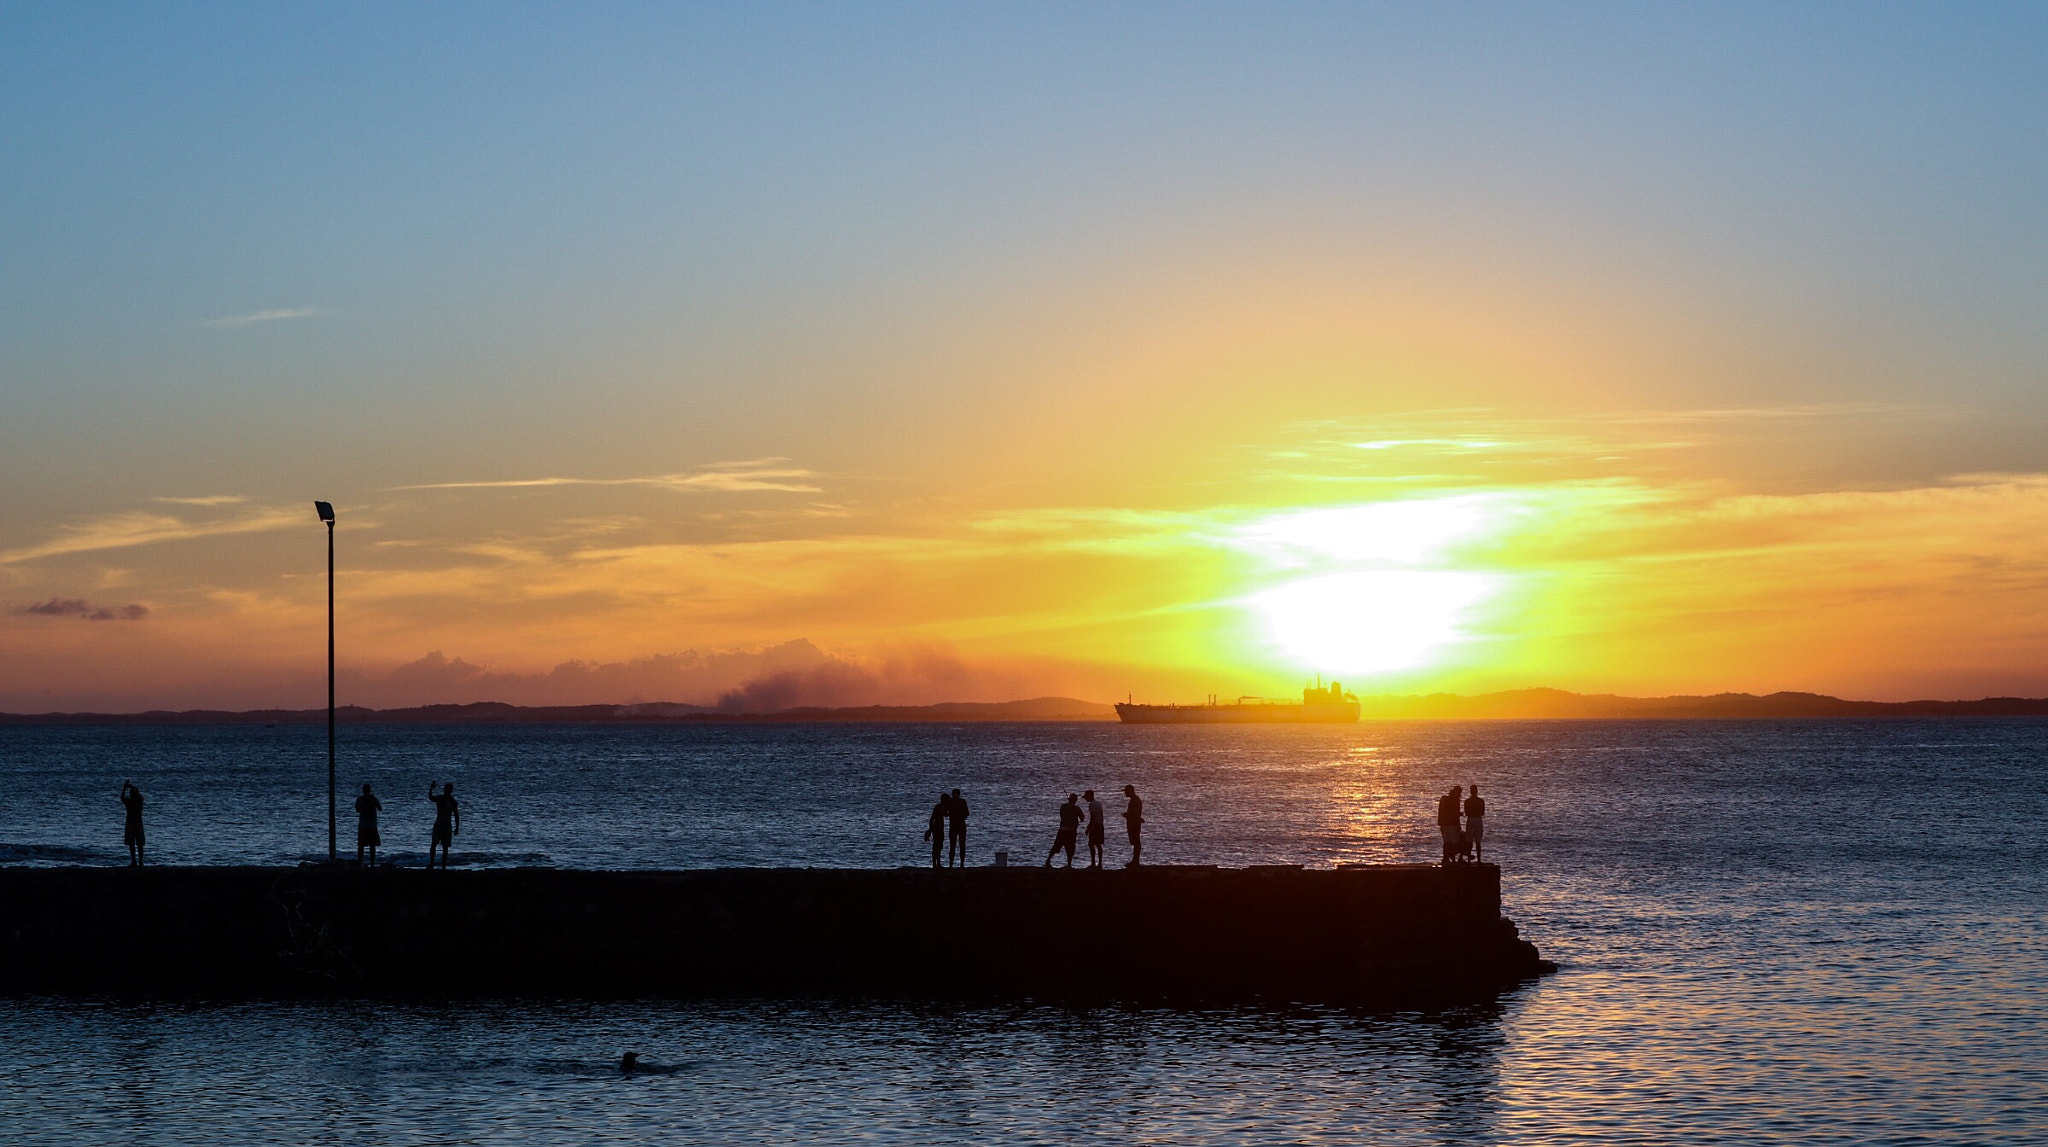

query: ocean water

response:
[2,719,2044,1144]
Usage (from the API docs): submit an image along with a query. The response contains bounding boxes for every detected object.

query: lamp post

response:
[314,500,336,862]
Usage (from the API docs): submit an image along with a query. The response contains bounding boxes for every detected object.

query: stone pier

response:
[0,863,1553,1003]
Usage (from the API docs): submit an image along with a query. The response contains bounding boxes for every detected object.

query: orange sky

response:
[8,401,2048,711]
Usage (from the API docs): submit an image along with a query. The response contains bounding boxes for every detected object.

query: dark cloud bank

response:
[21,598,149,621]
[345,639,1027,711]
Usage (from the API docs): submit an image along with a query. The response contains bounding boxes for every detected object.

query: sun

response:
[1235,496,1503,676]
[1253,571,1495,674]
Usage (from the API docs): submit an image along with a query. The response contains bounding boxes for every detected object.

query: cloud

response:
[203,308,321,328]
[393,459,822,495]
[344,640,845,708]
[336,640,1035,710]
[715,661,878,711]
[0,505,305,564]
[153,495,249,506]
[714,647,1001,712]
[21,598,149,621]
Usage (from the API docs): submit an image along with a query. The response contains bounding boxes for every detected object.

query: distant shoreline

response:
[7,688,2048,724]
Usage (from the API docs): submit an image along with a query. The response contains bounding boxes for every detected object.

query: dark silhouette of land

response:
[1354,688,2048,719]
[0,697,1118,724]
[11,688,2048,725]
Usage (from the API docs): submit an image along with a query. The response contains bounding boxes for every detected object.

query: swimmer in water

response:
[620,1052,682,1075]
[620,1052,639,1073]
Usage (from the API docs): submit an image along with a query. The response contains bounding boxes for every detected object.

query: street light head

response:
[314,501,335,524]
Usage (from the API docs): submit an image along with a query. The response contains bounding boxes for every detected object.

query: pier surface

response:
[1,864,1552,1003]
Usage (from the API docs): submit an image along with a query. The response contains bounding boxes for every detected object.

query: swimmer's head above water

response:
[620,1052,638,1073]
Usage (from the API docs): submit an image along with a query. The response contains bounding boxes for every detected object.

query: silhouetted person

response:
[427,782,460,869]
[1084,789,1106,869]
[355,783,383,866]
[923,792,949,869]
[119,781,145,867]
[946,788,969,867]
[620,1052,640,1073]
[1045,793,1083,867]
[1438,786,1464,864]
[1122,785,1144,867]
[1464,784,1486,863]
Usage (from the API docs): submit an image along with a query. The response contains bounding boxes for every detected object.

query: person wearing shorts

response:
[1045,793,1083,868]
[1463,785,1486,862]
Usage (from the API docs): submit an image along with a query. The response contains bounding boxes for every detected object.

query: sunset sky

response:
[5,3,2048,711]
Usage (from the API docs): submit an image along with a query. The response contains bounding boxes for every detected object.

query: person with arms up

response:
[1437,786,1464,864]
[946,788,969,867]
[1044,793,1083,868]
[922,792,949,869]
[1463,784,1486,863]
[119,781,145,867]
[355,783,383,866]
[1122,785,1144,868]
[426,782,460,869]
[1084,789,1106,869]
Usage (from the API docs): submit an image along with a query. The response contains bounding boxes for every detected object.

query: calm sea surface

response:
[2,719,2044,1144]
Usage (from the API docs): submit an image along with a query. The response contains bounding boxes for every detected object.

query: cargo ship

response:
[1114,680,1360,724]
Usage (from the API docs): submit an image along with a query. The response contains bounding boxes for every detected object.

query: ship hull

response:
[1115,701,1360,724]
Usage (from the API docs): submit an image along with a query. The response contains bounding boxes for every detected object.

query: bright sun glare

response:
[1254,571,1495,674]
[1239,497,1501,675]
[1237,498,1487,565]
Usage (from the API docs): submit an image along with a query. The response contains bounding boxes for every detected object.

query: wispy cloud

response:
[395,459,822,495]
[153,495,249,506]
[0,506,306,564]
[20,597,150,621]
[203,308,322,328]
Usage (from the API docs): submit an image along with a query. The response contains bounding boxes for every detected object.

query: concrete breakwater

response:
[0,864,1553,1003]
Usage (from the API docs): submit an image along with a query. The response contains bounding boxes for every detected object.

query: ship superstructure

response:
[1114,679,1360,724]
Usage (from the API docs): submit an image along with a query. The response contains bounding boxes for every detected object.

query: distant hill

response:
[6,689,2048,725]
[0,696,1119,725]
[1353,688,2048,719]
